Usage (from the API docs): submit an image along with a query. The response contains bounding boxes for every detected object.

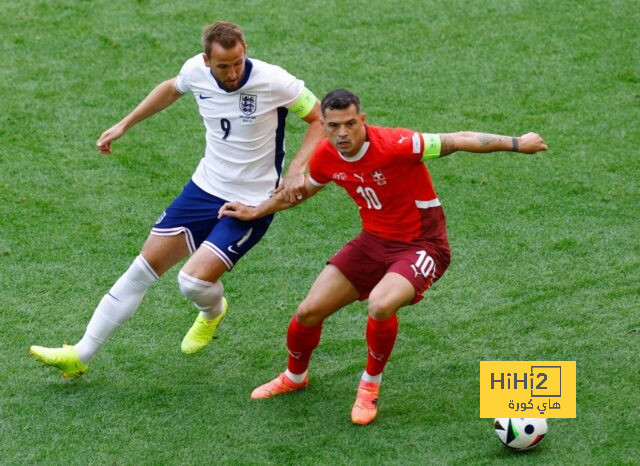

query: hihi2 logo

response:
[480,361,576,418]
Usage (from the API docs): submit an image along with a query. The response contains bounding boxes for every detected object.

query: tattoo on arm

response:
[441,132,513,156]
[478,133,512,151]
[440,134,456,156]
[478,133,497,146]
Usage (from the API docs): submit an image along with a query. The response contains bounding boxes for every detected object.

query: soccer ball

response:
[494,418,547,450]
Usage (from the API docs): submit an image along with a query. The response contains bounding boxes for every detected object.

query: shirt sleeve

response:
[308,147,331,186]
[175,58,195,94]
[389,127,424,162]
[269,65,305,108]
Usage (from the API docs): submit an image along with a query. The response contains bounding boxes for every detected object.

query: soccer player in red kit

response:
[218,89,547,425]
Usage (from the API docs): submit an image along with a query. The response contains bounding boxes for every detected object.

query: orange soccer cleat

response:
[351,380,380,425]
[250,372,308,400]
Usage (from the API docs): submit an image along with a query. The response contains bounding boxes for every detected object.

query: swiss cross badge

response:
[372,169,387,185]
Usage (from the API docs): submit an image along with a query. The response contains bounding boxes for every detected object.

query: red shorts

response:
[328,230,450,304]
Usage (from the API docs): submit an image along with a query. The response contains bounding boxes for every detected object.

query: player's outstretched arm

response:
[281,99,324,204]
[96,77,184,154]
[218,177,323,221]
[439,132,547,157]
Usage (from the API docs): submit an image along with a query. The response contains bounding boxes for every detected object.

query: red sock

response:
[286,314,322,374]
[365,314,399,376]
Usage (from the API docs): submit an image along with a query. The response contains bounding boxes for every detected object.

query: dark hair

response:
[202,21,246,57]
[321,89,361,115]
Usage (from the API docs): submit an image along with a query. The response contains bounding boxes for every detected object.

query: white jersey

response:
[175,54,305,205]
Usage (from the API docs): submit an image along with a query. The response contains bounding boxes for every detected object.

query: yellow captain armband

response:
[289,87,318,119]
[421,133,442,161]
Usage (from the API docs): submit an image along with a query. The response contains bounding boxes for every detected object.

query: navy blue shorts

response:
[152,180,274,270]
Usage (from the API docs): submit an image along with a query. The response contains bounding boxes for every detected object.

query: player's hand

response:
[218,201,256,220]
[517,132,548,154]
[96,122,127,155]
[281,169,306,204]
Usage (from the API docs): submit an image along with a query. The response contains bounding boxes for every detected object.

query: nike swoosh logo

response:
[398,136,408,143]
[227,245,239,254]
[199,94,212,100]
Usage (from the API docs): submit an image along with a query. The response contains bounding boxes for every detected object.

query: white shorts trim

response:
[415,199,441,209]
[151,227,196,253]
[202,241,234,270]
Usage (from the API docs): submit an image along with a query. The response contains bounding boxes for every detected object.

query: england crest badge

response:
[239,94,257,115]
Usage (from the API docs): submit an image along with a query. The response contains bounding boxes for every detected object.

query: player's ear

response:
[203,53,211,67]
[360,113,366,124]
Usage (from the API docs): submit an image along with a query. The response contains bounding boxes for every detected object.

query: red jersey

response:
[308,125,448,244]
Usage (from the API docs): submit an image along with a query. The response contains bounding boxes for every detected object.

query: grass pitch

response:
[1,0,638,464]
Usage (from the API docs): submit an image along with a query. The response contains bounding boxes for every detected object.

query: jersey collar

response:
[337,125,370,162]
[209,58,253,93]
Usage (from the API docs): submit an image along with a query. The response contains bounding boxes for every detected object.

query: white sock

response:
[361,370,382,385]
[74,255,158,364]
[285,368,307,383]
[177,271,224,320]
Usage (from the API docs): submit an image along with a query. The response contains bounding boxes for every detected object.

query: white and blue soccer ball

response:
[494,418,547,450]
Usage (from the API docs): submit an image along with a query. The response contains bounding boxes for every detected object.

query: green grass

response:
[1,0,638,464]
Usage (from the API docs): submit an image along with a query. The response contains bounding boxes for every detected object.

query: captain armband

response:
[289,87,318,119]
[421,133,441,161]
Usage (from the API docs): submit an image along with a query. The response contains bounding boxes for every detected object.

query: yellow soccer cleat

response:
[181,297,228,354]
[351,380,380,425]
[29,344,89,379]
[250,372,309,400]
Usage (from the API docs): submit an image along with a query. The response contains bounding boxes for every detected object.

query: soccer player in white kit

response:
[29,21,324,378]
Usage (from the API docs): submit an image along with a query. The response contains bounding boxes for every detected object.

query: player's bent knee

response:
[295,300,324,327]
[178,270,224,308]
[367,298,396,321]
